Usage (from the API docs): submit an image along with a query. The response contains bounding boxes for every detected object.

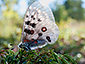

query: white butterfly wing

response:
[21,1,59,50]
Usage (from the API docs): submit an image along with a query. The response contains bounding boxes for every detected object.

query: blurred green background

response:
[0,0,85,64]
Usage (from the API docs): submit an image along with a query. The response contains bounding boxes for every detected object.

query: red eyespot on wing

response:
[31,39,34,42]
[27,40,29,42]
[41,27,47,32]
[34,40,38,44]
[30,30,34,34]
[24,39,27,42]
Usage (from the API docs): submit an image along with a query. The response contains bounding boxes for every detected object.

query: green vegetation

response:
[0,49,77,64]
[0,0,85,64]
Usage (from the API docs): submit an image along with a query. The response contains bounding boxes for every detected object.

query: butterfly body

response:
[18,1,59,51]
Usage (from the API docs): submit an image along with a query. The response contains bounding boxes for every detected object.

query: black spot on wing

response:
[25,21,30,25]
[26,15,28,18]
[38,18,41,22]
[38,33,43,36]
[30,23,36,28]
[31,15,33,18]
[46,36,51,42]
[27,29,30,34]
[24,29,34,35]
[33,18,35,20]
[24,29,27,32]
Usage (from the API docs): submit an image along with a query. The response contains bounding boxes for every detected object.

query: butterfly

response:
[18,1,59,51]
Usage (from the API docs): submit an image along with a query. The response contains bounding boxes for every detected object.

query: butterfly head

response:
[18,43,29,51]
[18,39,31,51]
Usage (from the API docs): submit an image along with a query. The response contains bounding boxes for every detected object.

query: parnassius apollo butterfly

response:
[18,1,59,51]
